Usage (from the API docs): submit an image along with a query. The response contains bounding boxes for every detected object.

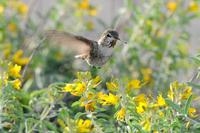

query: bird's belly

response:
[87,56,111,67]
[86,46,113,67]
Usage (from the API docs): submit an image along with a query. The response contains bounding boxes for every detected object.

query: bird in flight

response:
[46,29,126,67]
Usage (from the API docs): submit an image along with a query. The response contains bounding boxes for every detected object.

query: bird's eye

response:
[107,34,111,37]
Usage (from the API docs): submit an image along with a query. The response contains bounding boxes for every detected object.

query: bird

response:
[45,29,126,67]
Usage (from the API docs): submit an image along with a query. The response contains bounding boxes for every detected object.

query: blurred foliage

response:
[0,0,200,132]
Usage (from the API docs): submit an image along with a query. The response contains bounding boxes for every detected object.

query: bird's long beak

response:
[116,37,127,45]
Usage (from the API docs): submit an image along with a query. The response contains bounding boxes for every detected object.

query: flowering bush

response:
[1,0,200,132]
[0,69,200,132]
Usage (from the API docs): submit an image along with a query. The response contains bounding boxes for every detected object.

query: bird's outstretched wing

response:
[45,30,94,54]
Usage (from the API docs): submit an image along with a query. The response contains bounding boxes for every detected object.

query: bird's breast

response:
[99,46,113,57]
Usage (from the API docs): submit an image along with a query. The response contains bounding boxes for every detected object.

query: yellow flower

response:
[63,84,73,92]
[64,82,86,96]
[80,92,96,111]
[168,81,180,101]
[0,4,4,14]
[134,94,148,106]
[181,86,192,100]
[98,92,119,106]
[18,2,28,15]
[73,83,86,96]
[159,111,164,117]
[84,101,96,112]
[106,81,118,92]
[78,0,89,9]
[188,107,198,118]
[170,81,179,90]
[141,68,152,82]
[156,94,166,107]
[76,119,93,133]
[134,94,148,114]
[90,76,101,87]
[13,50,30,66]
[12,79,21,90]
[88,7,97,16]
[167,1,177,12]
[141,119,151,132]
[188,2,199,12]
[8,23,17,32]
[76,71,91,81]
[8,64,21,78]
[127,79,142,91]
[136,104,146,114]
[115,108,126,121]
[168,87,174,101]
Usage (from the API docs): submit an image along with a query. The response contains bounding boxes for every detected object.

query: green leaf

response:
[44,121,59,132]
[184,95,193,115]
[165,99,181,112]
[74,112,85,120]
[188,82,200,89]
[30,89,47,98]
[191,56,200,65]
[71,101,80,108]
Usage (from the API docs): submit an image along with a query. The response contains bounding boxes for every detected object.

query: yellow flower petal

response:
[8,23,17,32]
[127,79,141,91]
[12,79,21,90]
[188,2,199,12]
[76,119,93,133]
[156,94,166,107]
[115,108,126,121]
[88,8,97,16]
[78,0,89,9]
[167,1,177,12]
[0,4,4,14]
[106,81,118,92]
[141,119,151,131]
[188,107,198,118]
[181,86,192,100]
[18,2,28,15]
[90,76,101,87]
[98,92,119,106]
[8,64,21,78]
[136,104,146,114]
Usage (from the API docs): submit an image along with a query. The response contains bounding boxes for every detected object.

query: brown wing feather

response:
[45,30,93,54]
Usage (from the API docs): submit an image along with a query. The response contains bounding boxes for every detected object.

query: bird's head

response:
[98,29,123,48]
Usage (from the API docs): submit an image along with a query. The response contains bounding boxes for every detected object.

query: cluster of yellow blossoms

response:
[57,118,93,133]
[8,0,29,15]
[0,0,29,26]
[1,48,29,90]
[167,1,199,13]
[0,63,22,90]
[3,45,30,66]
[77,0,97,16]
[60,71,198,132]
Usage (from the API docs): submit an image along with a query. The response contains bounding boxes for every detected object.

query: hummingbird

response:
[46,29,126,67]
